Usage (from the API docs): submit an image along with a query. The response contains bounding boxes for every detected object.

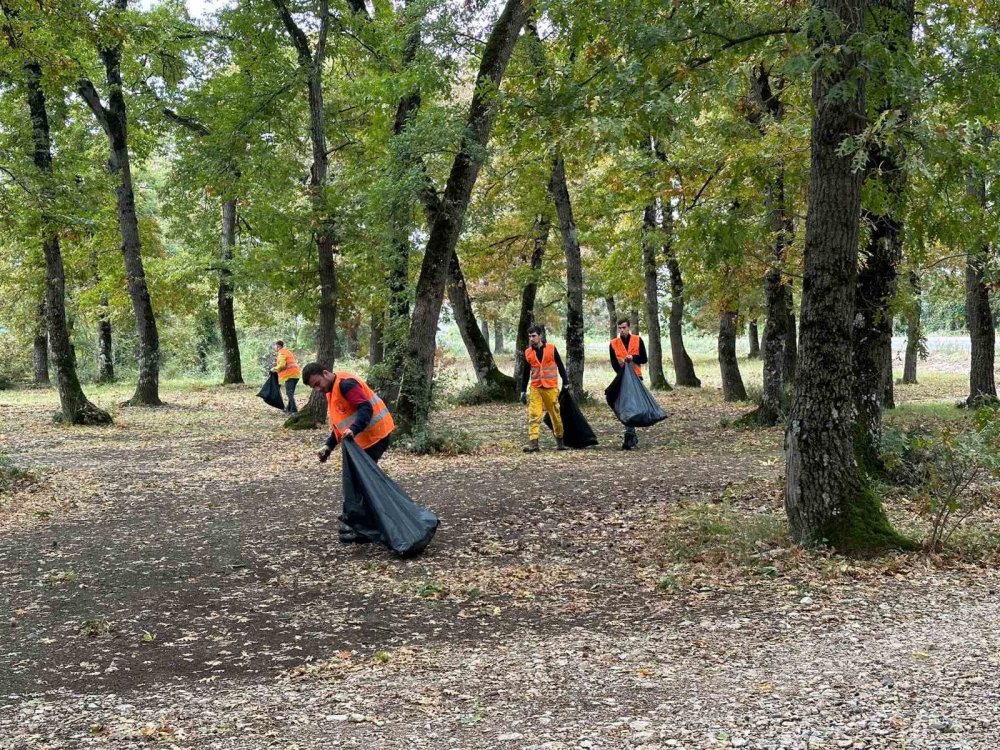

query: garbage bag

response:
[341,439,438,556]
[544,388,598,448]
[257,371,285,410]
[604,365,668,427]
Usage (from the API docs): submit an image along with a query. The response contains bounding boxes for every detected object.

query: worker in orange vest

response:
[519,324,569,453]
[271,340,301,414]
[302,362,396,543]
[610,318,648,450]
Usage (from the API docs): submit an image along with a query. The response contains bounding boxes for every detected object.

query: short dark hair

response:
[275,340,285,347]
[617,318,631,327]
[301,362,326,384]
[527,325,543,336]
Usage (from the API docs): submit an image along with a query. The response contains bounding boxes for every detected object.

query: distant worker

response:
[272,340,301,414]
[519,325,568,453]
[302,363,395,543]
[609,318,648,450]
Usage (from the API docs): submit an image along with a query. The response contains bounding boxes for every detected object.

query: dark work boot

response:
[555,437,566,451]
[523,439,540,453]
[338,523,368,544]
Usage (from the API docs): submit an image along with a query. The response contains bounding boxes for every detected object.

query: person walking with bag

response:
[271,340,301,414]
[519,325,569,453]
[609,318,648,450]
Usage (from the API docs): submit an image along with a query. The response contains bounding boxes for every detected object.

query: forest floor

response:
[1,354,999,750]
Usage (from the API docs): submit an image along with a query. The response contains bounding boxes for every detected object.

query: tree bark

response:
[641,203,670,390]
[747,321,761,359]
[494,324,505,353]
[370,313,384,366]
[447,252,518,397]
[785,307,798,384]
[852,0,914,464]
[784,0,902,550]
[33,301,49,385]
[663,216,700,387]
[902,270,920,384]
[96,300,115,383]
[480,318,490,347]
[395,0,528,432]
[218,198,243,384]
[630,309,639,333]
[12,52,111,424]
[605,296,618,340]
[78,31,161,406]
[718,309,748,402]
[548,152,586,398]
[965,138,998,407]
[514,217,549,389]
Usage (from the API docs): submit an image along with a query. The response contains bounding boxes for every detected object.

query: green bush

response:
[399,424,478,456]
[451,380,507,406]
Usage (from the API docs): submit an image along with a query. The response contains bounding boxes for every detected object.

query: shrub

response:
[398,424,478,456]
[451,380,508,406]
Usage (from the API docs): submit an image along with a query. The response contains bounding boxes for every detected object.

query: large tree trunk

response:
[548,153,586,398]
[641,203,670,390]
[747,321,760,359]
[663,220,700,387]
[718,309,748,402]
[218,198,243,384]
[630,309,639,332]
[18,57,110,424]
[447,252,518,397]
[902,270,920,384]
[605,296,618,340]
[514,217,549,389]
[785,307,798,384]
[784,0,902,550]
[480,318,490,348]
[370,313,384,366]
[494,324,505,354]
[965,139,997,407]
[96,296,115,383]
[33,301,49,385]
[78,37,162,406]
[966,244,997,406]
[395,0,528,432]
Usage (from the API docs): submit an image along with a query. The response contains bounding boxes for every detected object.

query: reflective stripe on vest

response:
[611,335,642,377]
[326,372,395,449]
[525,343,559,389]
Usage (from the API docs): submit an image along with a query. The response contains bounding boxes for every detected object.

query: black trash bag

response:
[604,365,668,427]
[256,371,285,410]
[544,388,598,448]
[341,439,438,556]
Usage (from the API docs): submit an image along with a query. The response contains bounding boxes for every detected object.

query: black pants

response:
[339,435,391,540]
[284,378,298,413]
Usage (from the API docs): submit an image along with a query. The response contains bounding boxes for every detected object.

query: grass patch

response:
[0,452,32,495]
[662,503,788,569]
[399,424,478,455]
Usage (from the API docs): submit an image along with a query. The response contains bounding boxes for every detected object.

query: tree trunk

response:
[747,320,761,359]
[218,198,243,384]
[965,140,997,407]
[18,57,110,424]
[96,303,115,383]
[718,309,748,401]
[370,313,384,366]
[641,203,670,390]
[663,224,700,387]
[33,302,50,385]
[514,217,549,390]
[852,0,914,462]
[395,0,528,431]
[902,270,920,384]
[630,309,639,332]
[547,152,586,398]
[784,0,903,551]
[447,252,518,397]
[480,318,490,348]
[605,296,618,340]
[494,324,505,353]
[78,39,162,406]
[785,308,798,384]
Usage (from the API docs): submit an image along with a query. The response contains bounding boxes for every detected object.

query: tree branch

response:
[270,0,313,68]
[77,78,112,137]
[162,108,210,136]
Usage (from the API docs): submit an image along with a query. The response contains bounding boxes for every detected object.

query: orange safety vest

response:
[524,343,559,389]
[275,347,301,382]
[611,335,642,378]
[326,372,395,449]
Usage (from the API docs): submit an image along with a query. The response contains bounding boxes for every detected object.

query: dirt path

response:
[2,383,997,749]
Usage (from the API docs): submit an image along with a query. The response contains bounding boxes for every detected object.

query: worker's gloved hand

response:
[519,392,527,405]
[318,447,332,463]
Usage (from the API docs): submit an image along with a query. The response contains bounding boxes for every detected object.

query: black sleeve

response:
[519,353,530,392]
[634,338,648,365]
[325,431,338,450]
[340,379,374,434]
[609,344,622,374]
[554,348,569,386]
